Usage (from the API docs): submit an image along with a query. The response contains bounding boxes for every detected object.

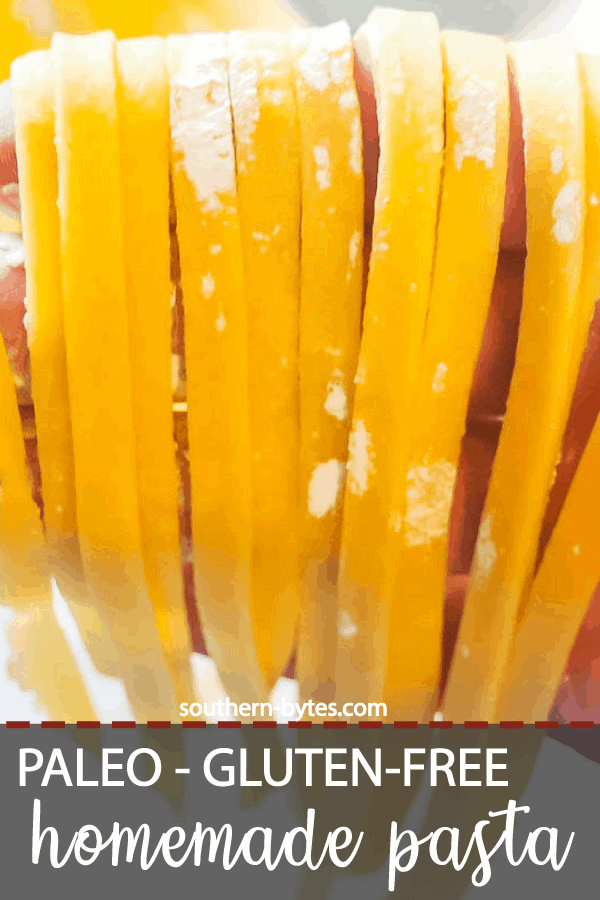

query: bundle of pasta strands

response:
[337,8,445,713]
[168,22,364,709]
[8,15,600,725]
[11,49,123,692]
[336,9,510,722]
[383,26,509,721]
[444,33,591,723]
[10,33,197,721]
[167,32,269,710]
[7,21,365,721]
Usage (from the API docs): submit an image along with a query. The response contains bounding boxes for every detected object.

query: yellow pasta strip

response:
[11,52,91,605]
[291,21,364,705]
[167,33,267,710]
[53,30,177,721]
[496,52,600,722]
[228,30,301,690]
[444,33,585,722]
[563,53,600,418]
[337,8,444,705]
[384,31,509,720]
[12,50,122,681]
[116,36,196,708]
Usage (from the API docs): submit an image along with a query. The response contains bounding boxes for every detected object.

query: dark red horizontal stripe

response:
[7,718,585,731]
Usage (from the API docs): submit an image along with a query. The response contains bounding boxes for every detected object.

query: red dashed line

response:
[2,719,596,729]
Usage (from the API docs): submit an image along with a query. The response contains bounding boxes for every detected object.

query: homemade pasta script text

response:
[20,747,574,888]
